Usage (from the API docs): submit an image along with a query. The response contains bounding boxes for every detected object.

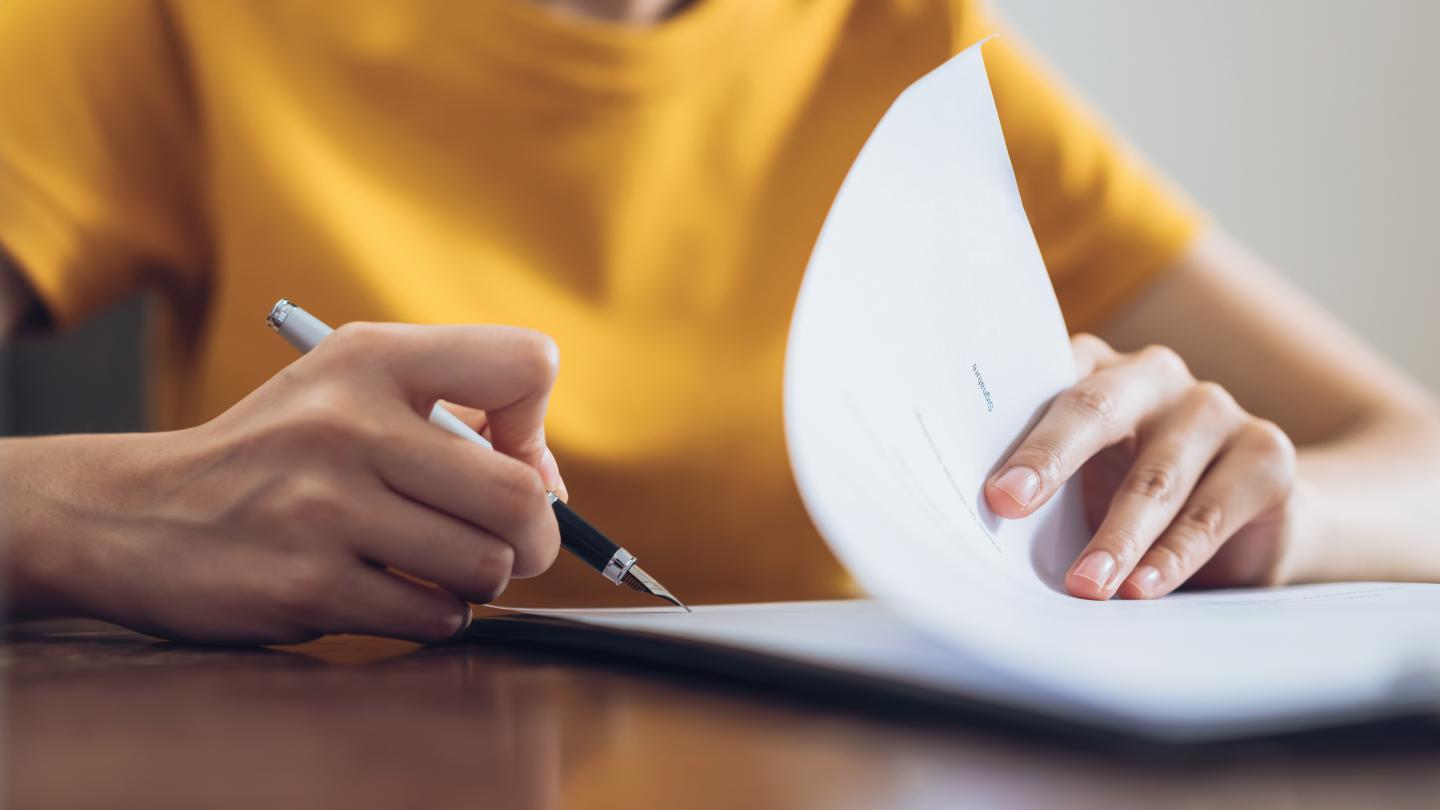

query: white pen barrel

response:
[267,298,557,504]
[428,402,493,450]
[270,299,495,451]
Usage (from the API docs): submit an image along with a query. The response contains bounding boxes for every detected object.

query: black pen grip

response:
[552,500,620,572]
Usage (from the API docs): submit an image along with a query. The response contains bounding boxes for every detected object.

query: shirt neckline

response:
[465,0,773,96]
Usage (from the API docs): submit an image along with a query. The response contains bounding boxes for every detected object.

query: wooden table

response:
[7,620,1440,809]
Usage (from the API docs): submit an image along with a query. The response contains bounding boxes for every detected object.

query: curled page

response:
[785,39,1089,642]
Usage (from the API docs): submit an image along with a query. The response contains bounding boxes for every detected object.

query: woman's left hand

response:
[983,334,1299,599]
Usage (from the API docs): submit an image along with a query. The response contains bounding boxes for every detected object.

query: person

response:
[2,0,1438,644]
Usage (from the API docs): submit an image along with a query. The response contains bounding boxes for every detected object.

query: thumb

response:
[475,342,558,475]
[356,323,559,471]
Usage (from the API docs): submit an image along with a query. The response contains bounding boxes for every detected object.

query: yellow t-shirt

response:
[0,0,1197,605]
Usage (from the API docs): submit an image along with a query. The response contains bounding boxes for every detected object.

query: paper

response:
[504,40,1440,740]
[520,590,1440,739]
[784,37,1090,627]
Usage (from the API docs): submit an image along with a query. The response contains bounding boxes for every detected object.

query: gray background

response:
[4,1,1437,434]
[2,296,146,435]
[996,0,1440,389]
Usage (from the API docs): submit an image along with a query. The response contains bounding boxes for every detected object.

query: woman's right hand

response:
[2,322,566,644]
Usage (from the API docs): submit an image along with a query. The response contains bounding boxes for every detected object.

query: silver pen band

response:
[266,298,294,330]
[601,548,638,585]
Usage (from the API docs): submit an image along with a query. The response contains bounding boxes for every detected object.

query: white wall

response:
[995,0,1440,391]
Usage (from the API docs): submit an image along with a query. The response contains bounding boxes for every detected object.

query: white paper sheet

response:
[511,40,1440,739]
[521,590,1440,740]
[784,37,1089,628]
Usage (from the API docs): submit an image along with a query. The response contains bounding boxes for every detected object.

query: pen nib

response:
[622,565,691,612]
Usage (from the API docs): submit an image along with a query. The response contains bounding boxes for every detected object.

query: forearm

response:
[1286,405,1440,585]
[1,432,156,621]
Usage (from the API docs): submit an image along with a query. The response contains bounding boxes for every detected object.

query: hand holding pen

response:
[267,300,686,612]
[8,319,558,642]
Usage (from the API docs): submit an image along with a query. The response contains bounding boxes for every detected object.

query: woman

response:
[2,0,1438,643]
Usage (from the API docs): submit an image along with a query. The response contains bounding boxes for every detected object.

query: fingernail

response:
[1071,550,1117,591]
[1125,565,1163,599]
[539,446,562,491]
[993,466,1041,508]
[445,604,473,642]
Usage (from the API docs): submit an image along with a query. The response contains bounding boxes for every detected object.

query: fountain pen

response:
[265,298,689,611]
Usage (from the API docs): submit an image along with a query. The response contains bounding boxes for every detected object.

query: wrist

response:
[1,432,166,619]
[1270,477,1328,586]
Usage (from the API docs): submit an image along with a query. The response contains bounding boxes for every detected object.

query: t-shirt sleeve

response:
[0,0,206,329]
[956,6,1204,333]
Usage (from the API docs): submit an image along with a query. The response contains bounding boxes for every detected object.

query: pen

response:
[265,299,689,611]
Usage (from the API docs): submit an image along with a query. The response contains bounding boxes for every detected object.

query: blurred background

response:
[997,0,1440,385]
[4,0,1437,434]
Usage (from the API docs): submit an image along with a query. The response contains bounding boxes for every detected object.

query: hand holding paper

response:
[984,333,1299,601]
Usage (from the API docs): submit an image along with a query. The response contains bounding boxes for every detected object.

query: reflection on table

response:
[7,620,1440,809]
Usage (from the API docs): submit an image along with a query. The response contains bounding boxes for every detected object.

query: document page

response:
[779,38,1440,731]
[501,40,1440,739]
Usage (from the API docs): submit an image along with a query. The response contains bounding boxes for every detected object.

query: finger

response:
[985,346,1192,519]
[322,563,471,643]
[442,399,569,500]
[327,323,559,470]
[344,489,516,604]
[441,399,566,498]
[1080,441,1136,529]
[540,446,568,502]
[1070,333,1118,378]
[1064,383,1245,599]
[435,377,574,504]
[369,415,561,578]
[1118,420,1296,599]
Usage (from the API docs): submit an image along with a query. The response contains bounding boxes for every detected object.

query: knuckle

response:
[1177,500,1225,539]
[1124,462,1178,502]
[288,477,350,525]
[1190,380,1237,414]
[1246,419,1296,462]
[1015,438,1067,488]
[511,329,561,385]
[1139,344,1190,379]
[269,475,348,527]
[1071,332,1111,357]
[1097,526,1146,563]
[326,321,394,358]
[1058,384,1118,425]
